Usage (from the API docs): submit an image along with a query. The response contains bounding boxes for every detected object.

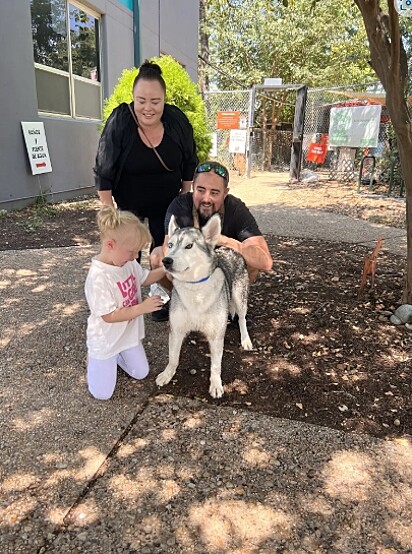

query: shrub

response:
[102,55,212,162]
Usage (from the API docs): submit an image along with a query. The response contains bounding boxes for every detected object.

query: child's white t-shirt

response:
[85,258,150,360]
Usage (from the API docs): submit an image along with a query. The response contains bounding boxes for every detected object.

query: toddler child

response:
[85,206,165,400]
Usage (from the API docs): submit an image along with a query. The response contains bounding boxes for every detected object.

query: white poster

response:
[21,122,53,175]
[328,105,382,148]
[229,129,247,153]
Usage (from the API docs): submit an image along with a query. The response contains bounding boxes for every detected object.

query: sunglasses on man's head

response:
[195,162,229,183]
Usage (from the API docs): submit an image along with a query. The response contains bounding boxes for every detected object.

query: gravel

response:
[46,396,412,553]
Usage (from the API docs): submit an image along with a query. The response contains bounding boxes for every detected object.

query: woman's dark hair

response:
[132,60,166,94]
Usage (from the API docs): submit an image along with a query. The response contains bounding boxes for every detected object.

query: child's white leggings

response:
[87,343,149,400]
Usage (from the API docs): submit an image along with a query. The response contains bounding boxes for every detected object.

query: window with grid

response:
[30,0,102,119]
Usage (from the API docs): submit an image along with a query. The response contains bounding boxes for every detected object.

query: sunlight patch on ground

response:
[12,407,54,431]
[321,451,375,502]
[65,497,101,526]
[52,302,85,316]
[31,284,48,292]
[15,268,37,277]
[161,428,177,441]
[183,412,206,429]
[109,472,157,501]
[76,447,107,480]
[1,472,39,493]
[117,438,149,458]
[385,518,412,549]
[225,379,249,395]
[0,329,13,347]
[266,361,302,378]
[242,447,271,468]
[0,497,37,525]
[385,437,412,480]
[0,279,12,289]
[156,479,181,502]
[187,499,294,551]
[4,321,36,341]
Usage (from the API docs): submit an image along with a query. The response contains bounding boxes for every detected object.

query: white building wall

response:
[139,0,199,81]
[0,0,199,210]
[99,0,135,97]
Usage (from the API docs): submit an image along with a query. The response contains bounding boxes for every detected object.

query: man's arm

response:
[181,180,192,193]
[218,234,273,272]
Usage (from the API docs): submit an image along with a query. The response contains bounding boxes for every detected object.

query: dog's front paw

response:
[241,336,253,351]
[209,378,224,399]
[156,368,175,387]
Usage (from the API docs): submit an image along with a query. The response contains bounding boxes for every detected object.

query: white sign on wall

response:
[395,0,412,16]
[229,129,247,153]
[328,105,382,148]
[21,122,52,175]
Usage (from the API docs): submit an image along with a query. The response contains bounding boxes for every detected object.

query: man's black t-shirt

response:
[164,193,262,242]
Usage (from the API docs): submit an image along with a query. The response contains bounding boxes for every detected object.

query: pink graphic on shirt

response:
[116,274,139,307]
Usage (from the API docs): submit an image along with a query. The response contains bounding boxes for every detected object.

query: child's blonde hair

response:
[97,206,152,251]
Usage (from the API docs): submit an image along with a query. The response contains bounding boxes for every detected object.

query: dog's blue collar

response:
[184,275,211,284]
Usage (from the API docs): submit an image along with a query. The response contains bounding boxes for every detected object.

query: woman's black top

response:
[94,102,198,216]
[115,132,183,217]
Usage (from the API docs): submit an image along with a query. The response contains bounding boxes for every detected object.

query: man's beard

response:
[198,205,215,226]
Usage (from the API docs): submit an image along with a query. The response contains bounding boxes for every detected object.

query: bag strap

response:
[127,103,173,172]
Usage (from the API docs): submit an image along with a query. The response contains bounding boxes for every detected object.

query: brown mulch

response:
[1,183,410,441]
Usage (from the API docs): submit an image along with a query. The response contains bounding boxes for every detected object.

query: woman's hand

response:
[98,190,115,207]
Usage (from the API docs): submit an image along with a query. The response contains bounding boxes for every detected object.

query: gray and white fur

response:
[156,214,253,398]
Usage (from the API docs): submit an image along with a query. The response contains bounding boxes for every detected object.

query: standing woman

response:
[94,60,198,251]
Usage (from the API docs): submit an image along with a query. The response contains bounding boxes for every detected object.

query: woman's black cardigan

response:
[94,102,198,191]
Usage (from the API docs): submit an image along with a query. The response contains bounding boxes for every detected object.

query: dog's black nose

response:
[163,257,173,270]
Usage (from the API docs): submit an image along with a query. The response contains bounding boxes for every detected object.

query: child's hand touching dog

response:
[140,295,164,314]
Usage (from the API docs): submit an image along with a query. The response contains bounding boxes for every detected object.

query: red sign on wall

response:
[306,134,328,164]
[217,111,240,130]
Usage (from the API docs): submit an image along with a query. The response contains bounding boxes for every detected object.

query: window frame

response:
[32,0,103,121]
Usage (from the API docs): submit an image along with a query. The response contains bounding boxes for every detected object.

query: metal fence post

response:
[246,86,256,178]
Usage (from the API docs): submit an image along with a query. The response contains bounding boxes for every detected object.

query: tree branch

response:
[388,0,400,84]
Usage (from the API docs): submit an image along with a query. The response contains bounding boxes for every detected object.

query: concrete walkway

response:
[231,173,407,256]
[0,175,410,553]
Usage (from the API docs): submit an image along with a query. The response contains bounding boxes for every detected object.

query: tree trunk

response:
[355,0,412,303]
[392,116,412,302]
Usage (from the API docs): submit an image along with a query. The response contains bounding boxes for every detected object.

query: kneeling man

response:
[150,161,273,320]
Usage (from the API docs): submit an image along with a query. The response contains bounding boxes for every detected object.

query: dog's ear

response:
[168,215,179,237]
[201,214,221,246]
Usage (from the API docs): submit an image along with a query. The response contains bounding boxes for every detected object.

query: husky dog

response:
[155,214,253,398]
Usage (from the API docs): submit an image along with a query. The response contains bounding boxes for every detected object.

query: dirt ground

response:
[1,178,410,441]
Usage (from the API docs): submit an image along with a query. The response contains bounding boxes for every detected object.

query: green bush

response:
[102,55,212,162]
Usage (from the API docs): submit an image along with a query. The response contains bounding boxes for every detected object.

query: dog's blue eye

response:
[185,243,193,249]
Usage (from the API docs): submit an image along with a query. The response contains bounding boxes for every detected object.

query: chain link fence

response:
[204,90,251,176]
[248,88,297,175]
[204,88,295,177]
[204,84,404,195]
[302,83,404,195]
